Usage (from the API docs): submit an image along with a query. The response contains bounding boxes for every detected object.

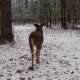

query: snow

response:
[0,24,80,80]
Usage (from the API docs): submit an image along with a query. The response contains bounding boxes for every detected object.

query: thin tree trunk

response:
[48,0,52,28]
[39,0,43,23]
[61,0,67,29]
[72,7,75,29]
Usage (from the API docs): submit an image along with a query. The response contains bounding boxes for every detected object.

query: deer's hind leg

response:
[36,45,42,64]
[29,38,37,69]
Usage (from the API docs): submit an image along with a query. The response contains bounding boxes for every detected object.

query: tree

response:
[25,0,28,8]
[40,0,49,26]
[48,0,52,28]
[0,0,14,43]
[61,0,67,29]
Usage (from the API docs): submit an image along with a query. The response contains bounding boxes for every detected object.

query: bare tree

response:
[0,0,14,43]
[61,0,67,29]
[48,0,52,28]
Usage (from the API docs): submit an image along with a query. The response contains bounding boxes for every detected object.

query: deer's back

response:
[29,31,43,46]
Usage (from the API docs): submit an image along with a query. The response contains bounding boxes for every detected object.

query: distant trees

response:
[39,0,52,28]
[25,0,28,8]
[11,0,80,29]
[61,0,80,29]
[0,0,80,44]
[71,0,80,29]
[39,0,48,25]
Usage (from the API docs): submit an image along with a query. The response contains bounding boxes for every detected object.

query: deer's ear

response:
[40,23,45,27]
[34,24,39,28]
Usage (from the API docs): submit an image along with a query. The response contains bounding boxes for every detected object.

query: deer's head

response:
[34,23,45,31]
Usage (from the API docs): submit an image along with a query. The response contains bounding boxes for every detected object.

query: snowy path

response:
[0,24,80,80]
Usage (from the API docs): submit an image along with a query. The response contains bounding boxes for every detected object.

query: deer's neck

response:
[36,29,43,32]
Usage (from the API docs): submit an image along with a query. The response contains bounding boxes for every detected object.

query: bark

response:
[61,0,67,29]
[0,0,14,43]
[48,0,52,28]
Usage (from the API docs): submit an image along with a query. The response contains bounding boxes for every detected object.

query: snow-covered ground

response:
[0,24,80,80]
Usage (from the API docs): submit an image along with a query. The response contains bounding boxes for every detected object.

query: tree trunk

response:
[39,0,42,23]
[0,0,14,43]
[48,0,52,28]
[61,0,67,29]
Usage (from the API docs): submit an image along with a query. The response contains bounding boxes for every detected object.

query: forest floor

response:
[0,24,80,80]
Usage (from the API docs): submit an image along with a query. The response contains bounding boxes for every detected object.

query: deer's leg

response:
[30,39,37,70]
[29,43,34,70]
[29,49,36,70]
[36,49,40,64]
[32,45,37,66]
[36,45,42,64]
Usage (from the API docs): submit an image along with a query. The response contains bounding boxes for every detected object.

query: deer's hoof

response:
[28,66,34,71]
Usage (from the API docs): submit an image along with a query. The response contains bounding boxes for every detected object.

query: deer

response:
[29,23,44,70]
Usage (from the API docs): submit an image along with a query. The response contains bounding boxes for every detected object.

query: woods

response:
[0,0,80,42]
[11,0,80,29]
[0,0,80,79]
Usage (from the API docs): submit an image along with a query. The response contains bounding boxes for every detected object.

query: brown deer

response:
[29,23,44,70]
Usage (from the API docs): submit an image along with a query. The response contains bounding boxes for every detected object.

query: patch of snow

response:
[0,24,80,80]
